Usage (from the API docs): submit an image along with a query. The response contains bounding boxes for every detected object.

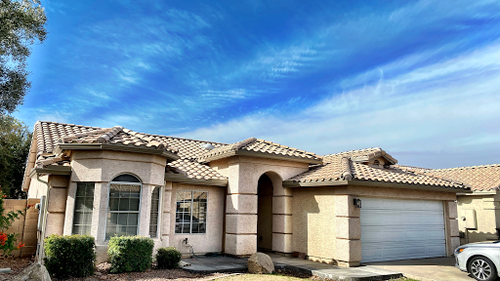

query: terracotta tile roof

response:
[323,147,397,165]
[57,126,178,153]
[31,121,227,181]
[35,121,102,156]
[167,159,226,181]
[198,137,322,163]
[286,148,468,190]
[397,164,500,191]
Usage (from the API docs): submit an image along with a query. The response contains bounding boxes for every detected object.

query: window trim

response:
[174,190,208,235]
[104,175,143,240]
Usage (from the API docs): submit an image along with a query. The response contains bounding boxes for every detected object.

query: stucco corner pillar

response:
[46,176,69,237]
[447,201,460,255]
[334,195,361,267]
[138,184,152,237]
[161,182,172,248]
[272,193,293,254]
[225,193,258,256]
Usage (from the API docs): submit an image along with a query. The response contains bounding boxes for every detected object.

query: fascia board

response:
[349,179,472,193]
[55,143,179,160]
[164,173,227,187]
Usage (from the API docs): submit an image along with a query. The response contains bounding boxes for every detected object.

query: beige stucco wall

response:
[292,187,336,263]
[210,156,307,256]
[457,191,500,244]
[291,184,459,267]
[27,174,49,199]
[169,183,225,256]
[63,150,168,262]
[2,199,39,257]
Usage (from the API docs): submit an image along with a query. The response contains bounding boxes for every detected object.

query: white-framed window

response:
[72,182,95,235]
[106,174,142,239]
[149,186,161,238]
[175,191,207,234]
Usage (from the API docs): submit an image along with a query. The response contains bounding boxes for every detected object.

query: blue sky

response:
[14,0,500,168]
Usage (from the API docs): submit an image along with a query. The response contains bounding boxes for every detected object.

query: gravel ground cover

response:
[0,257,32,281]
[1,259,419,281]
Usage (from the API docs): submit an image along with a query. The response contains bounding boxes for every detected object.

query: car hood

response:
[461,241,500,248]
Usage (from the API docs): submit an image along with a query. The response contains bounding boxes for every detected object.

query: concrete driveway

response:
[368,257,473,281]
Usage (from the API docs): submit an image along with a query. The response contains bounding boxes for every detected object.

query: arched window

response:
[106,174,142,239]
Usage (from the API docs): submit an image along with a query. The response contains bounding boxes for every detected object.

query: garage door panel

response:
[360,198,446,263]
[361,212,444,226]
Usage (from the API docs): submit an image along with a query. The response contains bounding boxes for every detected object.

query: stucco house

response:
[22,121,471,267]
[397,165,500,244]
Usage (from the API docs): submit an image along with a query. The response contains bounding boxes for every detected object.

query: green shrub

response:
[108,236,154,273]
[156,247,182,269]
[44,234,96,278]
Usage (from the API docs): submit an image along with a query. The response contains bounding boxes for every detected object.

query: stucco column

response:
[225,194,258,255]
[272,182,293,254]
[46,176,69,237]
[95,182,108,243]
[448,201,460,255]
[224,161,258,256]
[161,182,172,247]
[138,184,152,237]
[334,195,361,267]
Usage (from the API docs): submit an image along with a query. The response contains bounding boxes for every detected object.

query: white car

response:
[455,241,500,281]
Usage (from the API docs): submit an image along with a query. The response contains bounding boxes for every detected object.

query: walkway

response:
[182,254,403,281]
[369,257,472,281]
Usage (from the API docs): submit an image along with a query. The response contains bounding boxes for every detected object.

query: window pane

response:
[128,214,138,225]
[112,174,140,182]
[129,198,140,211]
[107,177,142,240]
[175,191,207,234]
[118,213,128,225]
[149,186,160,238]
[72,182,95,235]
[109,198,119,211]
[119,198,130,211]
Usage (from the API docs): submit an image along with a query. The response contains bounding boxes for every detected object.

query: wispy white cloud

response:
[182,41,500,168]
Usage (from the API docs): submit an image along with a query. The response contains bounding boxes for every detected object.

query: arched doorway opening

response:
[257,173,274,251]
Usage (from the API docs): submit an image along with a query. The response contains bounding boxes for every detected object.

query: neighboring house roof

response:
[397,164,500,191]
[284,148,469,191]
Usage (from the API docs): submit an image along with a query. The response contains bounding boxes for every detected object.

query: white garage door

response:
[360,197,446,263]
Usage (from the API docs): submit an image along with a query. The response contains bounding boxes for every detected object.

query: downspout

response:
[36,173,50,263]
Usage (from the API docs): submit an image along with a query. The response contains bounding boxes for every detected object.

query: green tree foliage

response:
[0,115,31,198]
[1,0,47,115]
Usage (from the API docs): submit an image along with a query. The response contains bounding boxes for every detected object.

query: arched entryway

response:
[257,174,274,251]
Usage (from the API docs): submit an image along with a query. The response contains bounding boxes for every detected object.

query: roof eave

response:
[28,165,72,178]
[283,178,472,193]
[348,179,472,193]
[457,189,498,196]
[164,173,228,187]
[283,180,349,188]
[55,143,180,160]
[199,151,238,163]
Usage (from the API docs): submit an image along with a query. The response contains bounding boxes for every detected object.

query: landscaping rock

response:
[12,262,51,281]
[247,252,274,274]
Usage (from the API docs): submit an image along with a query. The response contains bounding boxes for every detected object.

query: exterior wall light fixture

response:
[353,198,362,208]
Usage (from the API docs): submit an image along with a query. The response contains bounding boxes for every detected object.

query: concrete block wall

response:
[2,199,40,257]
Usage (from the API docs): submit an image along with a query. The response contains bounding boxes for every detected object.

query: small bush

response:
[156,247,182,269]
[108,236,154,273]
[44,234,96,278]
